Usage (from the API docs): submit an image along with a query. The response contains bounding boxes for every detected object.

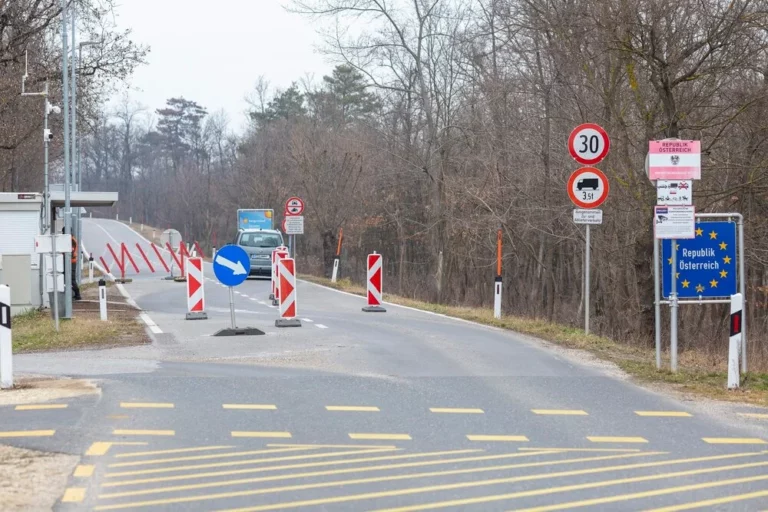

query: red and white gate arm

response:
[185,257,207,320]
[363,252,386,312]
[279,258,297,318]
[728,293,743,389]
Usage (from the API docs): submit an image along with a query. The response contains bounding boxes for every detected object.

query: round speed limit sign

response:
[568,167,609,209]
[568,123,610,165]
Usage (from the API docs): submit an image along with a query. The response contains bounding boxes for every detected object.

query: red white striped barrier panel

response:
[271,248,289,305]
[96,240,208,281]
[270,245,289,300]
[185,257,208,320]
[275,258,301,327]
[363,252,386,312]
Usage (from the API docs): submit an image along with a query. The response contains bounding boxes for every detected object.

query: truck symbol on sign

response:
[577,178,599,191]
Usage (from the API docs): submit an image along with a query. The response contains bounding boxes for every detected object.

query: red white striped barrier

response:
[728,293,743,389]
[270,245,289,300]
[185,257,208,320]
[363,252,386,312]
[275,258,301,327]
[271,248,289,305]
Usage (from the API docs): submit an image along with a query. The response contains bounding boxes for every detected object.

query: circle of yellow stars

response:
[668,226,731,294]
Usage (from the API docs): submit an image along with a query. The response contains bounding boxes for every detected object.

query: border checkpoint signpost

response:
[212,245,263,336]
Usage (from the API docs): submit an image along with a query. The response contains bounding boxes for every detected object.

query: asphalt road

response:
[4,218,768,511]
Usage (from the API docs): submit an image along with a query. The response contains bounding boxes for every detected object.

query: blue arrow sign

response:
[213,245,250,287]
[662,221,737,299]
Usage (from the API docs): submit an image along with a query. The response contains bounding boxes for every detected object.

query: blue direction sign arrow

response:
[213,245,250,287]
[662,221,737,299]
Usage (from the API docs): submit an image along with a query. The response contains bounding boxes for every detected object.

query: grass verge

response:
[301,274,768,406]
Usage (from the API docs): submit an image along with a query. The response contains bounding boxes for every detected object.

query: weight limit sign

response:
[568,167,609,209]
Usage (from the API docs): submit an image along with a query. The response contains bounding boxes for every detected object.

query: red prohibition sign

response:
[568,167,609,209]
[568,123,610,165]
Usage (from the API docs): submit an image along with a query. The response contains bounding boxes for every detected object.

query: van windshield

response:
[239,233,282,248]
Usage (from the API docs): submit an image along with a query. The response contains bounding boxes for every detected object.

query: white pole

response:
[116,213,119,221]
[129,217,132,224]
[0,285,12,389]
[585,225,591,334]
[670,240,678,372]
[331,258,339,283]
[493,277,502,319]
[99,279,107,321]
[88,255,94,284]
[653,237,661,369]
[728,293,743,389]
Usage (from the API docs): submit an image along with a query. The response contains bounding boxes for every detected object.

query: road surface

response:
[4,218,768,511]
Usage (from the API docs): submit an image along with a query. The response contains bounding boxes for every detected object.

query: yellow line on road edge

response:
[430,408,484,414]
[61,488,86,503]
[703,437,767,444]
[645,489,768,512]
[518,447,642,452]
[467,435,528,442]
[109,447,310,468]
[587,436,648,443]
[116,445,234,458]
[738,413,768,419]
[15,404,68,410]
[634,411,692,417]
[223,404,277,410]
[266,443,397,449]
[120,402,174,409]
[516,474,768,512]
[113,429,174,436]
[97,451,643,500]
[0,430,55,437]
[232,432,292,439]
[86,442,148,456]
[74,465,95,477]
[531,409,588,416]
[349,433,411,441]
[326,406,380,412]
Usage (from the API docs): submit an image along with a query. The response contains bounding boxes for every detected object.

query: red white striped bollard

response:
[275,258,301,327]
[363,252,386,312]
[185,257,208,320]
[270,245,289,300]
[271,248,289,306]
[728,293,743,389]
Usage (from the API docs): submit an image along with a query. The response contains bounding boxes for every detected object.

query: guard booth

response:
[0,193,43,315]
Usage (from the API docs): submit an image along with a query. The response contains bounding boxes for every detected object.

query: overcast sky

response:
[112,0,332,132]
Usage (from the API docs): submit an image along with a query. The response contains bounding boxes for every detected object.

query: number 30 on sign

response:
[568,167,609,209]
[568,123,610,165]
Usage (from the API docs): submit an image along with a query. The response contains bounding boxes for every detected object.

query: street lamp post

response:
[60,0,73,319]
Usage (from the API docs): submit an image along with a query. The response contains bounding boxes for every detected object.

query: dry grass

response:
[302,274,768,405]
[0,444,78,512]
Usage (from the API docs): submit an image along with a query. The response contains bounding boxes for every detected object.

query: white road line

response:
[257,300,266,305]
[302,318,314,323]
[315,324,329,329]
[250,298,258,301]
[241,294,250,298]
[139,313,163,334]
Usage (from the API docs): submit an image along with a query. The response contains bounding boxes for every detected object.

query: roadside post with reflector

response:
[729,293,743,389]
[363,252,386,313]
[0,285,12,389]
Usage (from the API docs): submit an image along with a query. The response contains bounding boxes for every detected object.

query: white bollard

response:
[88,255,94,284]
[493,277,502,319]
[0,285,12,389]
[129,217,132,224]
[331,257,340,283]
[728,293,743,389]
[99,279,108,321]
[140,223,144,231]
[212,247,217,260]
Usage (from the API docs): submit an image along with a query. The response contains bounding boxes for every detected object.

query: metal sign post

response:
[212,245,263,336]
[670,241,678,371]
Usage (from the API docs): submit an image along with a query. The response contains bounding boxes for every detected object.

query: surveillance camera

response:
[43,129,53,141]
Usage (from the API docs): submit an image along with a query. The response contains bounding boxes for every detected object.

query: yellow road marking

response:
[15,404,68,410]
[518,448,641,452]
[517,474,768,512]
[116,445,235,458]
[109,447,311,468]
[113,429,174,436]
[367,458,768,512]
[349,433,411,441]
[95,452,762,511]
[738,413,768,419]
[0,430,55,437]
[62,488,86,503]
[74,465,95,477]
[232,431,292,439]
[267,443,396,449]
[105,448,396,477]
[703,437,767,444]
[645,489,768,512]
[430,408,484,414]
[223,404,277,410]
[98,451,647,499]
[467,435,528,442]
[103,449,479,487]
[531,409,588,416]
[587,436,648,443]
[635,411,691,417]
[86,442,148,456]
[120,402,174,409]
[108,415,130,419]
[326,406,380,412]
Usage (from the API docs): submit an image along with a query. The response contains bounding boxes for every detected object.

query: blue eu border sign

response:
[662,221,737,299]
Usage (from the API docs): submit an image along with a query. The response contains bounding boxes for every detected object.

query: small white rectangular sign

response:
[573,209,603,225]
[45,274,65,293]
[43,254,64,273]
[284,216,304,235]
[654,206,695,239]
[35,234,72,254]
[656,180,692,205]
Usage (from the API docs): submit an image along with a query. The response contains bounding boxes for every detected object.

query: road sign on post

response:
[654,206,696,239]
[568,123,610,165]
[648,140,701,180]
[283,216,304,235]
[285,197,305,216]
[276,258,301,327]
[212,245,262,337]
[656,180,692,206]
[363,252,386,313]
